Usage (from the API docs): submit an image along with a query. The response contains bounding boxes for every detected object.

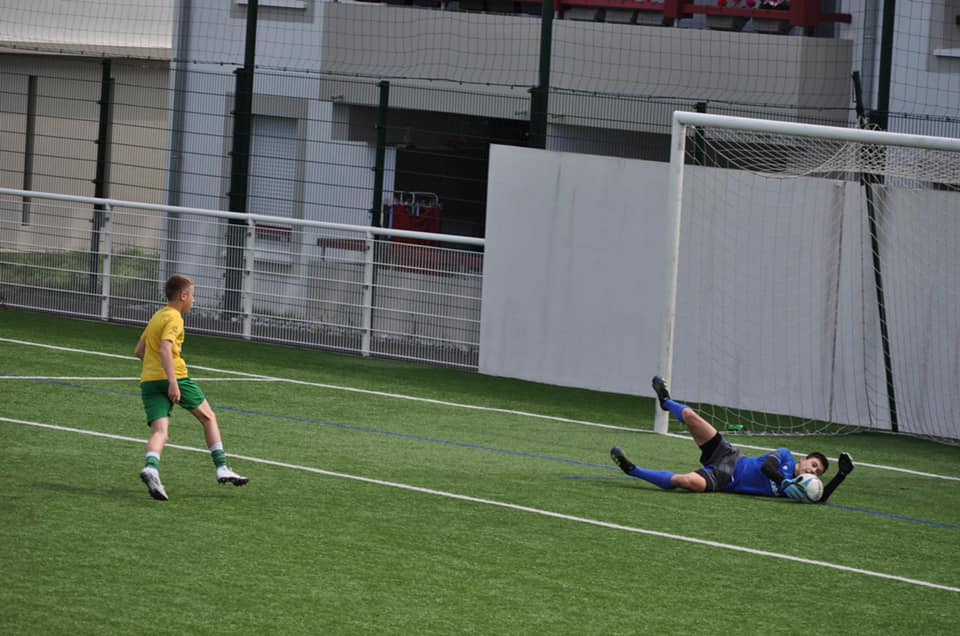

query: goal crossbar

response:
[673,112,960,153]
[656,112,960,440]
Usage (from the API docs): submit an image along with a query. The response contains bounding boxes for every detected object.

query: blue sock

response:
[664,399,689,424]
[628,466,676,490]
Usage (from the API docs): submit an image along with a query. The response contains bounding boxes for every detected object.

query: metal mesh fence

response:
[0,189,483,369]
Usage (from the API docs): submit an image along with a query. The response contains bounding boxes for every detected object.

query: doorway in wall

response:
[343,105,528,238]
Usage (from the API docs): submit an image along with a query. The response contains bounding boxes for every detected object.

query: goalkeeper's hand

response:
[839,452,855,475]
[780,477,805,501]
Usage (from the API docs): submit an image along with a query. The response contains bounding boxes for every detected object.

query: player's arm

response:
[760,454,782,483]
[134,338,146,360]
[760,454,804,500]
[819,452,854,503]
[160,339,181,403]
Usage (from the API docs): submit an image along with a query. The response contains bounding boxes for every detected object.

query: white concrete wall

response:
[481,143,960,439]
[0,0,171,57]
[169,2,396,310]
[840,0,960,125]
[887,1,960,120]
[481,145,667,397]
[321,3,854,131]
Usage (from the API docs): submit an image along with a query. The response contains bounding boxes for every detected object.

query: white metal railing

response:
[0,188,485,368]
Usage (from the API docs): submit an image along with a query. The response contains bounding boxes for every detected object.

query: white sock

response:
[144,451,161,471]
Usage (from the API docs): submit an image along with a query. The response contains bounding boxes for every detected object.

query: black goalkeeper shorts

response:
[695,433,743,493]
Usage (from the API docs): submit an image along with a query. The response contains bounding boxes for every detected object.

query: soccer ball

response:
[796,473,823,503]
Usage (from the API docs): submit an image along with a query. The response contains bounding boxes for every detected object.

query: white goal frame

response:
[655,112,960,435]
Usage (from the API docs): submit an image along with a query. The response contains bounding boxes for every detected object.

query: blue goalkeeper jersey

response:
[724,448,796,497]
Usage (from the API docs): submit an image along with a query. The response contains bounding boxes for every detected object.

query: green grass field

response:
[1,308,958,634]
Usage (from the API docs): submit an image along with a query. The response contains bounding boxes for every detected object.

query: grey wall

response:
[481,143,959,439]
[321,4,854,132]
[480,145,667,397]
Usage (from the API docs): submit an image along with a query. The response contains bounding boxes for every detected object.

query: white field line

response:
[2,337,958,482]
[0,337,641,432]
[1,415,958,595]
[0,376,281,382]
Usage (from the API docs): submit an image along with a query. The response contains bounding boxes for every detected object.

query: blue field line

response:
[820,504,960,530]
[7,377,616,472]
[560,474,960,529]
[225,403,616,470]
[11,376,960,531]
[562,475,633,482]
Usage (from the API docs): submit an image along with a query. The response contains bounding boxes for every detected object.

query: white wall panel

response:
[481,145,668,397]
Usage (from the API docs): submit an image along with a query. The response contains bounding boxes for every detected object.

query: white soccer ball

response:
[797,473,823,503]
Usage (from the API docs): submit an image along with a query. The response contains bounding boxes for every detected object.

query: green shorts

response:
[140,378,207,425]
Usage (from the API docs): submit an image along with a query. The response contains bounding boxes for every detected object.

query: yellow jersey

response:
[139,305,189,382]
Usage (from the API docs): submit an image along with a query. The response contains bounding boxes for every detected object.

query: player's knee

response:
[149,419,169,437]
[192,404,217,426]
[673,472,707,492]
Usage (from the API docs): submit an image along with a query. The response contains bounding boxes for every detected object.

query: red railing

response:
[462,1,852,29]
[681,1,851,28]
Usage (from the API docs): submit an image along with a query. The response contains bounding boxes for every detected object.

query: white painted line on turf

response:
[2,415,959,595]
[0,376,141,381]
[0,337,641,433]
[0,338,134,360]
[196,365,647,433]
[3,337,958,482]
[0,376,281,382]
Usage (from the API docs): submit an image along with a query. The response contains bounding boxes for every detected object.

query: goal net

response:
[657,113,960,443]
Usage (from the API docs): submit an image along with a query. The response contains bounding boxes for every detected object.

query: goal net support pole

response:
[655,111,960,439]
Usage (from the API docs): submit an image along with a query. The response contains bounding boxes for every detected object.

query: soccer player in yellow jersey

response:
[136,274,248,500]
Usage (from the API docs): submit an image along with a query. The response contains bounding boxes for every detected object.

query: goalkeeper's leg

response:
[610,447,676,490]
[653,375,692,424]
[652,376,717,446]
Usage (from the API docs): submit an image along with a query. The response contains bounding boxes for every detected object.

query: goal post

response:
[656,112,960,443]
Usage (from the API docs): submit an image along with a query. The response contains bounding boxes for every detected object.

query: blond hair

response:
[164,274,194,301]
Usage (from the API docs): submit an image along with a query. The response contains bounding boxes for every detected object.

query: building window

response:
[249,115,299,264]
[235,0,307,9]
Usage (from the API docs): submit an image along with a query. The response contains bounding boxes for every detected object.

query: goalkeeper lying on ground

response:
[610,376,854,503]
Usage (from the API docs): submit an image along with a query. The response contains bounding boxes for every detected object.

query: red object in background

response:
[510,1,851,29]
[375,197,484,274]
[390,202,441,246]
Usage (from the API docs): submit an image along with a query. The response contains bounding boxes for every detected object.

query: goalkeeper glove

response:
[839,452,855,475]
[780,476,805,501]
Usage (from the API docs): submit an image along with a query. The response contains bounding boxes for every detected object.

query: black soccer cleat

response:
[652,375,671,411]
[610,447,636,475]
